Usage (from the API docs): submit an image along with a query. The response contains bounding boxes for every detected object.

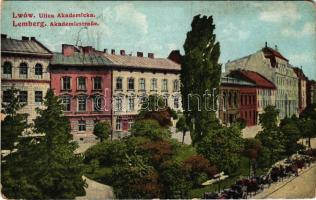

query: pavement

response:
[253,163,316,199]
[76,176,114,200]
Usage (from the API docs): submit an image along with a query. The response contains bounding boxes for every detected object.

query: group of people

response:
[203,154,314,199]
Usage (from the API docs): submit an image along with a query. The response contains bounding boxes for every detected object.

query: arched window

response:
[173,80,179,91]
[19,62,28,78]
[116,77,123,90]
[2,62,12,78]
[139,78,146,91]
[127,77,134,90]
[151,78,157,91]
[35,63,43,78]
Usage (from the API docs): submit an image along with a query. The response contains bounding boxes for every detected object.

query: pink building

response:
[50,45,113,142]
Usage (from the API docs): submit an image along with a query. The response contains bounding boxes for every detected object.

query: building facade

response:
[103,50,181,135]
[225,43,299,118]
[293,67,308,113]
[307,80,316,106]
[1,34,52,125]
[50,45,112,142]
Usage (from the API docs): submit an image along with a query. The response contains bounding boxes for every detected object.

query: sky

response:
[1,1,316,79]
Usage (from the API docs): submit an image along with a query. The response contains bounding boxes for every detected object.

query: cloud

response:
[288,52,315,65]
[282,22,315,37]
[221,23,250,41]
[114,3,148,35]
[257,2,301,23]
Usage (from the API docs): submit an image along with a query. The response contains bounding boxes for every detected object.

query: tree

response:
[196,126,243,174]
[279,118,301,155]
[176,116,189,144]
[131,119,171,140]
[1,87,28,151]
[301,119,316,148]
[181,15,222,145]
[2,89,86,199]
[243,138,262,176]
[138,95,177,127]
[93,120,111,142]
[256,106,285,166]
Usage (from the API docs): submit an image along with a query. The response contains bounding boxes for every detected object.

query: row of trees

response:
[1,88,86,199]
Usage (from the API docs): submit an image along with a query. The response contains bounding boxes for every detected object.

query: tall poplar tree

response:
[181,15,222,144]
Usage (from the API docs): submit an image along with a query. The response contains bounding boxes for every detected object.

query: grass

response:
[188,156,269,198]
[173,144,197,162]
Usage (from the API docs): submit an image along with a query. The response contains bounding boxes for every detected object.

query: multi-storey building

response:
[50,44,112,142]
[1,34,52,125]
[219,76,256,126]
[225,43,299,118]
[228,70,276,119]
[307,80,316,106]
[293,67,308,113]
[103,50,181,135]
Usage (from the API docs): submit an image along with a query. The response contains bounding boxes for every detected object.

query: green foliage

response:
[1,87,28,151]
[138,95,177,127]
[300,118,316,148]
[259,105,279,130]
[243,138,262,176]
[2,89,86,199]
[181,15,222,144]
[93,120,111,142]
[196,126,243,174]
[279,117,301,155]
[131,119,171,140]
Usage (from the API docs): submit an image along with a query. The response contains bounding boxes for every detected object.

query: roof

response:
[229,70,276,89]
[51,52,113,66]
[293,67,308,81]
[103,53,180,71]
[1,36,52,56]
[262,46,288,62]
[220,76,256,87]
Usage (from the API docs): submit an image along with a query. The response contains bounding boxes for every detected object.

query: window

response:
[116,119,121,130]
[93,77,102,90]
[2,91,11,102]
[77,77,86,90]
[128,97,134,111]
[151,78,157,91]
[128,78,134,90]
[35,63,43,78]
[19,63,28,78]
[164,96,168,106]
[62,77,71,90]
[174,97,179,109]
[78,96,87,112]
[93,95,102,111]
[173,80,179,91]
[78,120,86,132]
[61,95,71,111]
[128,119,134,130]
[162,79,168,91]
[35,91,43,103]
[2,62,12,78]
[139,78,145,90]
[116,77,123,90]
[19,91,28,103]
[115,97,123,111]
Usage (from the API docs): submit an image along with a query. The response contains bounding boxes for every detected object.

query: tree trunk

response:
[182,131,186,144]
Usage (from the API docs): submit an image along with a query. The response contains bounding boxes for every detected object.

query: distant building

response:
[1,34,52,125]
[50,45,112,142]
[225,43,299,118]
[293,67,308,113]
[219,76,256,126]
[307,79,316,106]
[103,49,181,136]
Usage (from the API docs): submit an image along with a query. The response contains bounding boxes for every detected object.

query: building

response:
[103,49,181,136]
[225,43,299,118]
[293,67,308,113]
[228,70,276,120]
[307,79,316,106]
[50,45,113,142]
[219,76,256,126]
[1,34,53,125]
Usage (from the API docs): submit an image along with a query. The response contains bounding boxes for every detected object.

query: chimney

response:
[62,44,75,57]
[137,52,143,57]
[111,49,115,55]
[30,37,35,41]
[22,36,29,41]
[82,46,93,54]
[1,34,7,39]
[168,50,182,64]
[148,53,154,59]
[120,50,125,56]
[103,49,108,53]
[265,41,267,47]
[275,45,278,51]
